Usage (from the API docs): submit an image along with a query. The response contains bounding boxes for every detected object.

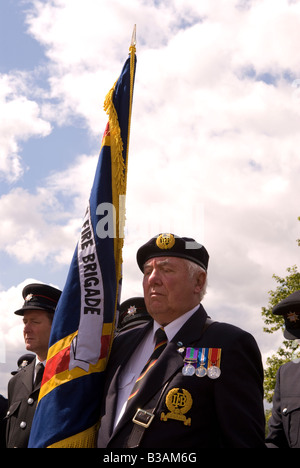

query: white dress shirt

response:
[113,305,199,429]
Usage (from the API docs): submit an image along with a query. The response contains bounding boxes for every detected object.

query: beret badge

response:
[156,233,175,250]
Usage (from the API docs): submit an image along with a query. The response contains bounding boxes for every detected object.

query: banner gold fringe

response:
[103,43,136,286]
[48,423,99,448]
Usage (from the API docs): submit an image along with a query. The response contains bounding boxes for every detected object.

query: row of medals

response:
[179,347,221,380]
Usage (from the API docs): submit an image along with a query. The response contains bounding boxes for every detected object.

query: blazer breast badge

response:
[160,388,193,426]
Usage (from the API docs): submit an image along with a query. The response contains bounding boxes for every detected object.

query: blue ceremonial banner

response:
[28,41,136,448]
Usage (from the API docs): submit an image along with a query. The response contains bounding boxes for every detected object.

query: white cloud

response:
[0,185,76,265]
[0,73,52,182]
[234,0,300,73]
[0,0,299,381]
[0,151,99,266]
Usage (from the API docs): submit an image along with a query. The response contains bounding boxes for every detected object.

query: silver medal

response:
[207,365,221,379]
[195,366,207,377]
[182,363,195,376]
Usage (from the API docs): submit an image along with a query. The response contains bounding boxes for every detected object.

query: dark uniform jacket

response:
[0,395,8,448]
[6,359,40,448]
[266,360,300,448]
[98,305,266,448]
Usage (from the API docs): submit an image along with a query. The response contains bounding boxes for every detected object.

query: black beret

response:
[11,353,35,375]
[136,233,209,272]
[273,291,300,340]
[14,283,62,316]
[117,297,151,331]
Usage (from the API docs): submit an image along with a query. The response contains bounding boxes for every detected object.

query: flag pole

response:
[131,24,136,48]
[28,35,137,449]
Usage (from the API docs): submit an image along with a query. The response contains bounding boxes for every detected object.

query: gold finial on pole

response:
[130,24,136,49]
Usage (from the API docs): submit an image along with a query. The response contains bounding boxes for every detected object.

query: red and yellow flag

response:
[28,38,136,448]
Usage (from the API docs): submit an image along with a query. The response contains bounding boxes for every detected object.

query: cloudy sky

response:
[0,0,299,397]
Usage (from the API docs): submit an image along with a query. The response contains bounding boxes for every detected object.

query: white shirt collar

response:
[35,358,46,367]
[152,304,200,342]
[33,358,46,382]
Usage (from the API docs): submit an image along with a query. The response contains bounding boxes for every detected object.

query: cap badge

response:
[156,233,175,250]
[287,312,300,323]
[160,388,192,426]
[25,294,34,302]
[127,305,137,316]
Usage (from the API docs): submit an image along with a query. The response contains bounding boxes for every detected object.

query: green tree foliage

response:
[262,217,300,403]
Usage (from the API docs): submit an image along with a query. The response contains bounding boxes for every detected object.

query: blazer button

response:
[282,408,287,414]
[20,421,27,429]
[27,398,34,405]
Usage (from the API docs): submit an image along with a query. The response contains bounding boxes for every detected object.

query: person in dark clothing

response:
[97,233,266,448]
[266,291,300,448]
[6,283,61,448]
[0,394,8,448]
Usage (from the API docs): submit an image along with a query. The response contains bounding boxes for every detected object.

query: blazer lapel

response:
[104,322,153,437]
[20,359,36,393]
[172,304,208,348]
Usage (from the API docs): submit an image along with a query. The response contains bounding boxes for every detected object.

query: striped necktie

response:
[128,327,168,402]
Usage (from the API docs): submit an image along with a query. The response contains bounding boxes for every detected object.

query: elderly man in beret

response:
[98,233,265,448]
[266,291,300,448]
[6,283,61,448]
